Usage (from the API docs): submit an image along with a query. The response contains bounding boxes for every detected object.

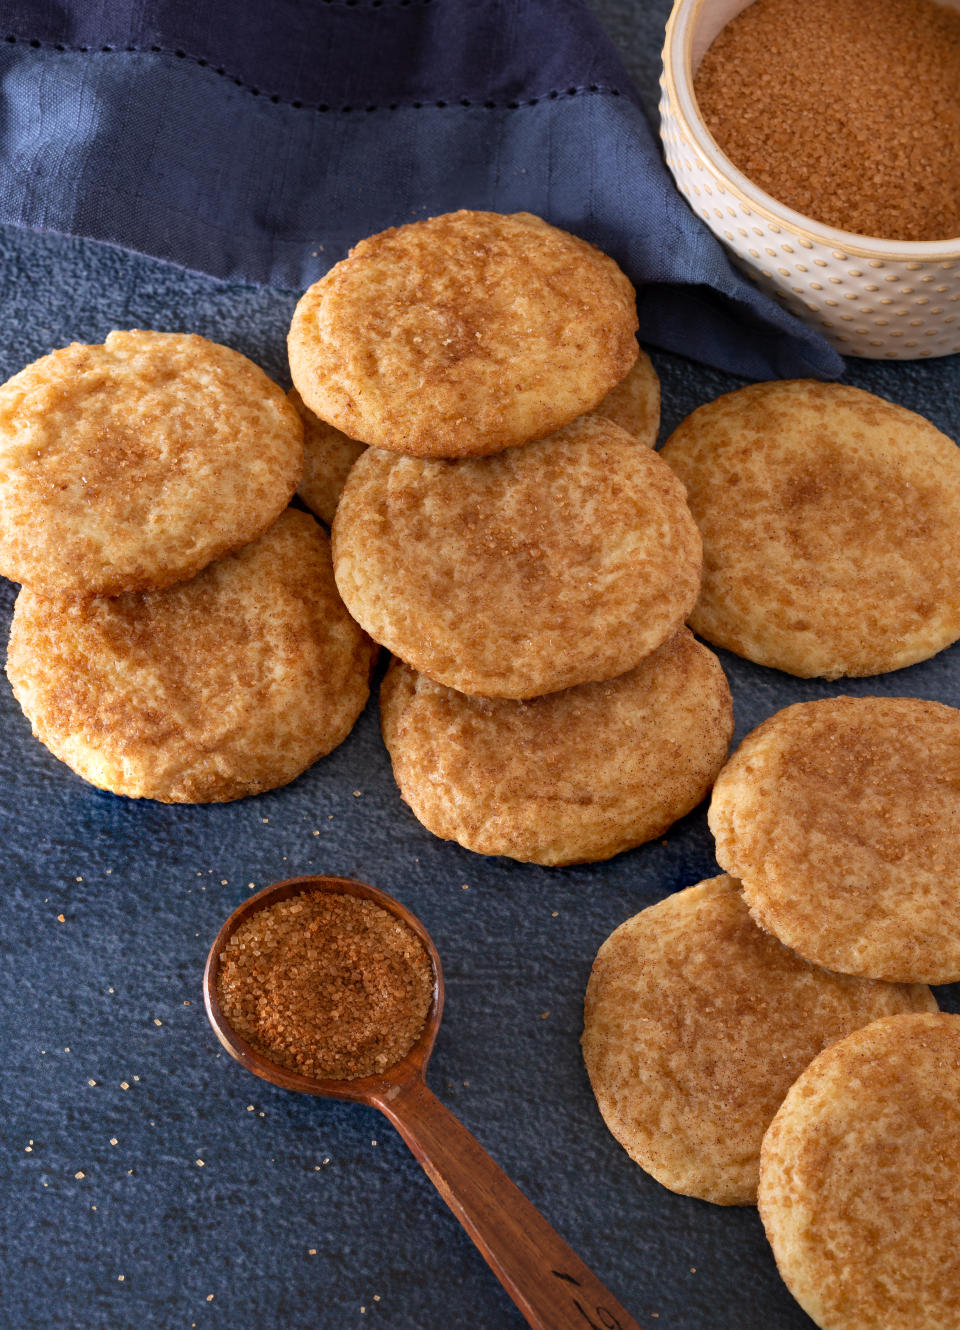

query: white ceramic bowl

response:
[659,0,960,359]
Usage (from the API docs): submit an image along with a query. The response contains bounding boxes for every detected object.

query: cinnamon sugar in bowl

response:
[660,0,960,359]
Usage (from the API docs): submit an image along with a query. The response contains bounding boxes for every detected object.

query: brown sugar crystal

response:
[694,0,960,242]
[216,892,434,1080]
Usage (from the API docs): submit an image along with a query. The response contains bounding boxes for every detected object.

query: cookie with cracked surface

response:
[7,510,376,803]
[582,876,936,1206]
[289,387,365,527]
[759,1012,960,1330]
[709,696,960,983]
[588,345,659,446]
[0,331,303,594]
[291,346,660,525]
[333,415,702,699]
[380,629,733,865]
[660,380,960,678]
[288,210,638,458]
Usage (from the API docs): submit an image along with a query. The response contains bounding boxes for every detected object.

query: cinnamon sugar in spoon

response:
[204,874,642,1330]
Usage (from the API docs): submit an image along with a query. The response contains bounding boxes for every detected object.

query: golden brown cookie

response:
[659,380,960,678]
[709,696,960,983]
[288,350,659,524]
[7,510,376,803]
[588,346,659,446]
[288,210,638,458]
[288,387,365,527]
[583,877,936,1206]
[333,415,702,699]
[0,331,303,595]
[759,1012,960,1330]
[380,629,733,865]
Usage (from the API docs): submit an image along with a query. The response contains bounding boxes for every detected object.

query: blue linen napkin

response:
[0,0,843,379]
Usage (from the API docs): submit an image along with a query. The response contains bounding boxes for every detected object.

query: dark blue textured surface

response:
[0,0,842,379]
[0,2,959,1327]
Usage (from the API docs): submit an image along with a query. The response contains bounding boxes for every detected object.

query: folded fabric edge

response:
[0,45,843,381]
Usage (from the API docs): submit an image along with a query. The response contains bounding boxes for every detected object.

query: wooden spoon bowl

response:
[204,873,444,1102]
[204,874,643,1330]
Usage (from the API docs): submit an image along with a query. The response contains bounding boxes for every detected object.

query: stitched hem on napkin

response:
[0,3,843,379]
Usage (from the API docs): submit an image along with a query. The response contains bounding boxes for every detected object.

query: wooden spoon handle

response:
[374,1077,644,1330]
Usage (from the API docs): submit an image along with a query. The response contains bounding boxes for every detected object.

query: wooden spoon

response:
[204,874,643,1330]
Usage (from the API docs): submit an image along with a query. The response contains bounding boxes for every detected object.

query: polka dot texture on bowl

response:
[659,0,960,360]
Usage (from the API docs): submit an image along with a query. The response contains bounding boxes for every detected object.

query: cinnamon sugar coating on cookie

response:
[288,210,638,458]
[333,415,702,699]
[290,347,660,524]
[288,388,365,527]
[588,347,659,446]
[0,331,303,594]
[7,510,376,802]
[380,629,732,865]
[583,877,935,1206]
[660,380,960,679]
[760,1013,960,1330]
[709,696,960,983]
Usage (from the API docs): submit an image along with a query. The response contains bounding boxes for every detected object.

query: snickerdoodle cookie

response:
[7,510,376,803]
[291,347,661,525]
[589,346,659,446]
[380,629,732,865]
[0,331,303,595]
[288,210,639,458]
[582,876,935,1206]
[659,380,960,678]
[333,415,701,699]
[759,1012,960,1330]
[288,387,365,527]
[709,696,960,983]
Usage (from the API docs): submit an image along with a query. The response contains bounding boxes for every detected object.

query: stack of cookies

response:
[583,693,960,1330]
[0,331,376,802]
[287,210,734,865]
